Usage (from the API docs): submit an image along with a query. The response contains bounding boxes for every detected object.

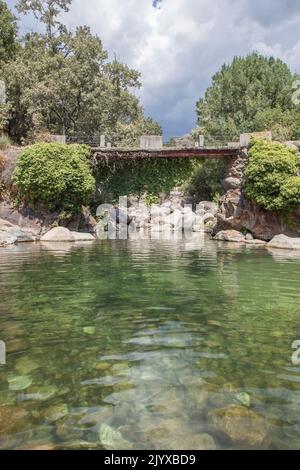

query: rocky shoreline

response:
[1,146,300,251]
[2,208,300,252]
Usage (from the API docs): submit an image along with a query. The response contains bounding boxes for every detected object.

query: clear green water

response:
[0,238,300,450]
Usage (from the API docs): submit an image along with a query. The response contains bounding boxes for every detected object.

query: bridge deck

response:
[92,147,240,161]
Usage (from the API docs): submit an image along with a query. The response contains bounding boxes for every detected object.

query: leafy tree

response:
[196,53,298,141]
[17,0,72,43]
[13,143,95,212]
[0,0,18,63]
[245,138,300,211]
[107,116,162,148]
[2,0,160,143]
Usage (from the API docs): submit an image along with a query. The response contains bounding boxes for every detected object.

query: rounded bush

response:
[13,143,95,212]
[245,139,300,211]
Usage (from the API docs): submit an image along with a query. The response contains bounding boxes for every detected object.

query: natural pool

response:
[0,237,300,450]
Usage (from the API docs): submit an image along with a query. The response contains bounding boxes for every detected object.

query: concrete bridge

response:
[92,146,239,162]
[90,132,273,162]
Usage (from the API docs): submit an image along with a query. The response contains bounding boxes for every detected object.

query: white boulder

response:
[214,230,245,243]
[41,227,75,242]
[71,232,95,241]
[267,234,300,250]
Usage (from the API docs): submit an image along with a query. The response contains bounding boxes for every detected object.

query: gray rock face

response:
[267,234,300,250]
[198,201,218,216]
[222,177,241,191]
[245,232,253,240]
[0,233,17,246]
[214,230,245,243]
[0,201,56,236]
[0,218,36,245]
[214,149,300,241]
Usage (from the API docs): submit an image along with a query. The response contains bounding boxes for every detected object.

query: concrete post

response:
[199,135,204,148]
[140,135,163,149]
[50,135,66,144]
[100,135,106,148]
[106,142,112,149]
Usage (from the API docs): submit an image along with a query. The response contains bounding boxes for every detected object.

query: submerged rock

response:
[165,432,216,450]
[210,405,267,446]
[95,362,112,371]
[142,417,216,450]
[17,443,57,450]
[235,392,251,408]
[0,405,30,436]
[18,385,59,402]
[99,423,133,450]
[15,357,40,374]
[44,404,69,423]
[8,375,33,391]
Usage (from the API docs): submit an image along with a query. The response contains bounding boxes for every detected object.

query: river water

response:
[0,237,300,449]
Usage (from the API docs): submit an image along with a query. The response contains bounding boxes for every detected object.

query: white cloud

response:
[8,0,300,137]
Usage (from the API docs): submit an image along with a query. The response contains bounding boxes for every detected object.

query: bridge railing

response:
[67,131,275,149]
[66,133,241,149]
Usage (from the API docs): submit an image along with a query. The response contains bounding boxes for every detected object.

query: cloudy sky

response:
[7,0,300,138]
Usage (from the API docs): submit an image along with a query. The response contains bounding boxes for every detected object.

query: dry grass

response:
[0,135,11,150]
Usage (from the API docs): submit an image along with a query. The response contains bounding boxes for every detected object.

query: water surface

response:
[0,238,300,449]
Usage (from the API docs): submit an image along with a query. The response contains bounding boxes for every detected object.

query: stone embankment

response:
[214,149,300,242]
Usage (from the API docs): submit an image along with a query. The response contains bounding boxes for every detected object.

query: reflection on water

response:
[0,237,300,449]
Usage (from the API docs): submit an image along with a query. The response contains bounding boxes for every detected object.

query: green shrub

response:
[13,143,95,213]
[245,138,300,211]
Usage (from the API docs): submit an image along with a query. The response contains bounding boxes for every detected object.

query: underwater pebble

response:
[99,423,133,450]
[8,375,33,391]
[44,404,69,423]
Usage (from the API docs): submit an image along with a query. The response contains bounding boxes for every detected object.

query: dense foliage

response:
[196,53,300,141]
[95,159,200,203]
[280,177,300,208]
[245,139,300,211]
[13,143,95,212]
[187,159,224,202]
[0,0,18,63]
[0,0,161,144]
